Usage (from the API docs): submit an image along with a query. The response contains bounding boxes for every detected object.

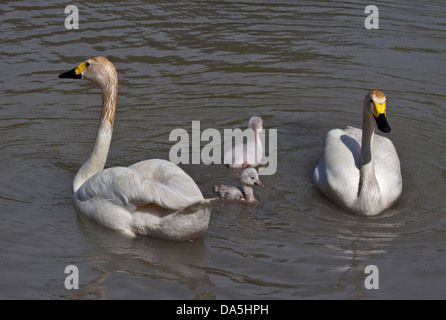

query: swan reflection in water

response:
[68,212,215,300]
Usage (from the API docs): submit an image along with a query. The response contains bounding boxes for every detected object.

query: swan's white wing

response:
[73,160,214,240]
[129,159,204,204]
[74,166,202,212]
[313,128,360,207]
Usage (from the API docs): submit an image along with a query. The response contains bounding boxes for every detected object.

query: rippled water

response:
[1,0,445,299]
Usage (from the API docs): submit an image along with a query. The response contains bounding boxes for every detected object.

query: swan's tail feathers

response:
[132,198,218,241]
[176,198,219,216]
[160,198,218,241]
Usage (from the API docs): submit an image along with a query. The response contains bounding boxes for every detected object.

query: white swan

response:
[313,90,402,216]
[59,56,216,240]
[214,168,264,202]
[223,116,264,169]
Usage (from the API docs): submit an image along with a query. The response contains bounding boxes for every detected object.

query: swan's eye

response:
[251,177,255,179]
[370,98,373,102]
[86,62,91,67]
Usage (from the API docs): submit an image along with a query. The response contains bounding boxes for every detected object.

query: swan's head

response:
[248,116,263,131]
[365,90,391,133]
[241,168,264,187]
[58,56,117,88]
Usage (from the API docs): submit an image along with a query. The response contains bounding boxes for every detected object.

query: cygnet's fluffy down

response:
[214,168,264,202]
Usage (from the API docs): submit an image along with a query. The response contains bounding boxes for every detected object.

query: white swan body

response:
[59,57,215,240]
[313,90,402,216]
[224,116,264,168]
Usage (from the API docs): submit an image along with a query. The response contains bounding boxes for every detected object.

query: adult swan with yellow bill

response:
[59,56,216,240]
[313,90,402,216]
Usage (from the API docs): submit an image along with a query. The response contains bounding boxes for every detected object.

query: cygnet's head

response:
[364,90,391,133]
[241,168,264,187]
[248,116,263,131]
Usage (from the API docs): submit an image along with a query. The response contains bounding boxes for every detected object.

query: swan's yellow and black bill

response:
[58,62,88,79]
[372,101,386,118]
[372,101,391,133]
[58,68,81,79]
[375,114,390,133]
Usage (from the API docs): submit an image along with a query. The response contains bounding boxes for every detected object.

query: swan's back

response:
[130,159,204,203]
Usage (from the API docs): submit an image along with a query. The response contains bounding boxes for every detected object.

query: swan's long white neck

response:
[356,107,381,213]
[73,77,117,192]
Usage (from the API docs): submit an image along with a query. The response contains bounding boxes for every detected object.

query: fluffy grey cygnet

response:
[214,168,264,202]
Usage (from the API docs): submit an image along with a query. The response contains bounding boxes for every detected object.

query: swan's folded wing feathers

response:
[130,159,204,198]
[316,128,360,205]
[75,167,199,211]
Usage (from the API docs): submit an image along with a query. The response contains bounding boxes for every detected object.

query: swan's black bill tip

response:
[375,113,391,133]
[58,68,81,79]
